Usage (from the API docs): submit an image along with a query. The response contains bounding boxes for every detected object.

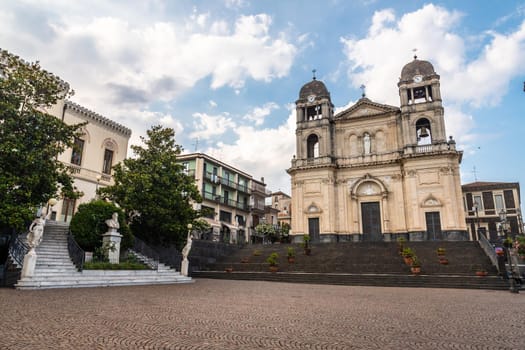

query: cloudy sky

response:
[2,0,525,196]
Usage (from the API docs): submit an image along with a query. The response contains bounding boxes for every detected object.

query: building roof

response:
[298,79,330,100]
[400,56,438,82]
[65,101,132,137]
[462,181,520,191]
[271,191,291,198]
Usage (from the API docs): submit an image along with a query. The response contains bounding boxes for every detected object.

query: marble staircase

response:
[15,221,192,289]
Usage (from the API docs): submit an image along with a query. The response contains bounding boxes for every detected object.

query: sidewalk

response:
[1,279,523,349]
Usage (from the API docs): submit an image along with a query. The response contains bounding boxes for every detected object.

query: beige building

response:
[287,56,467,242]
[48,101,131,222]
[177,153,270,244]
[270,191,292,227]
[462,181,523,241]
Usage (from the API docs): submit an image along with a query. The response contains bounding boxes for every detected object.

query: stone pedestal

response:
[102,229,122,264]
[181,258,189,277]
[21,249,37,278]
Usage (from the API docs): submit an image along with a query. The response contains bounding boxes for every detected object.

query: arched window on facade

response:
[307,134,319,158]
[416,118,432,145]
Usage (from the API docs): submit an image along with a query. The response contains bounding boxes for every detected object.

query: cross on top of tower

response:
[312,69,317,80]
[413,48,418,60]
[360,84,366,98]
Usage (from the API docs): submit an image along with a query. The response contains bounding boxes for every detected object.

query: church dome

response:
[299,79,330,100]
[400,57,436,82]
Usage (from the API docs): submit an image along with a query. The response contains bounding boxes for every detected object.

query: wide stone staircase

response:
[14,221,192,289]
[192,241,513,290]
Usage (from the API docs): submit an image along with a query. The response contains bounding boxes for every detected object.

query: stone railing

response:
[291,156,333,168]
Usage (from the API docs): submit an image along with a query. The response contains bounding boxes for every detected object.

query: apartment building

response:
[177,153,270,243]
[462,181,523,241]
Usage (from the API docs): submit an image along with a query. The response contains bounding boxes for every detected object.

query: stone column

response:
[102,228,122,264]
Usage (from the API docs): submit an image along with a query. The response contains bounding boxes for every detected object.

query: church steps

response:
[193,241,511,290]
[192,271,508,290]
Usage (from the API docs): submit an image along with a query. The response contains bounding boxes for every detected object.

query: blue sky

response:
[1,0,525,197]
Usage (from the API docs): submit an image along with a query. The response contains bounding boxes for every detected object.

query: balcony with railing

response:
[202,191,249,211]
[220,177,237,190]
[66,163,112,183]
[251,182,267,195]
[291,156,334,168]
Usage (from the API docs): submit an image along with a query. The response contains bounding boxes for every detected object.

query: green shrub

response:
[70,200,133,252]
[266,252,279,266]
[83,261,148,270]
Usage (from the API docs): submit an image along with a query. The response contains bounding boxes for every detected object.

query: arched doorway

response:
[351,176,389,242]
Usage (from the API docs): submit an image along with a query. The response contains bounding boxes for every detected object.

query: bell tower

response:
[397,55,447,149]
[293,71,335,162]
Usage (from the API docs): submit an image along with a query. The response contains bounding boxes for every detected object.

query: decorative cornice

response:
[65,100,132,137]
[334,98,399,120]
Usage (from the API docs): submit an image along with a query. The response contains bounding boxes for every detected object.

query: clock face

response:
[307,94,316,102]
[413,75,423,83]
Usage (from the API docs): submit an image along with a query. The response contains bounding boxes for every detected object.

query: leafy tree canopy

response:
[99,125,202,248]
[0,50,84,231]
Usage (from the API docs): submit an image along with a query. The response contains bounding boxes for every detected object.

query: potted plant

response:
[439,257,449,265]
[437,247,446,256]
[302,235,311,255]
[266,252,279,272]
[495,247,504,256]
[287,247,296,263]
[411,256,421,274]
[475,268,488,277]
[402,247,414,265]
[225,266,233,273]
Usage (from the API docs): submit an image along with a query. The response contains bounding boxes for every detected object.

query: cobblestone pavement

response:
[1,279,524,349]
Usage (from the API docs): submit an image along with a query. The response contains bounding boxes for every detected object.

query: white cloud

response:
[340,4,464,106]
[209,100,218,108]
[206,107,296,193]
[341,4,525,109]
[190,112,236,139]
[243,102,279,126]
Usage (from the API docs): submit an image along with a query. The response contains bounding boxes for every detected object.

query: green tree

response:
[0,50,83,231]
[99,125,202,248]
[255,223,279,243]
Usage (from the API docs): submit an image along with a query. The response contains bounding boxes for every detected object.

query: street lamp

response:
[47,198,58,220]
[499,209,519,293]
[95,174,102,197]
[472,203,480,240]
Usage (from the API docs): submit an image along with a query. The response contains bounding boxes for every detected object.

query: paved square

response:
[0,279,524,349]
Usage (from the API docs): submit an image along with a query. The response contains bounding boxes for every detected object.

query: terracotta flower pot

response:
[225,267,233,273]
[476,271,488,277]
[269,266,279,273]
[411,266,421,274]
[287,257,295,264]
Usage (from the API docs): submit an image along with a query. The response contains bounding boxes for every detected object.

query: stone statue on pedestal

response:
[103,212,122,264]
[105,212,120,231]
[27,212,46,249]
[22,210,46,278]
[181,228,193,277]
[181,233,193,261]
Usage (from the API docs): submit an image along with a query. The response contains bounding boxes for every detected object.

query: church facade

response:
[287,57,467,242]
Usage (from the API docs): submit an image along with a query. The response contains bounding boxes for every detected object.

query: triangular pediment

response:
[334,98,399,120]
